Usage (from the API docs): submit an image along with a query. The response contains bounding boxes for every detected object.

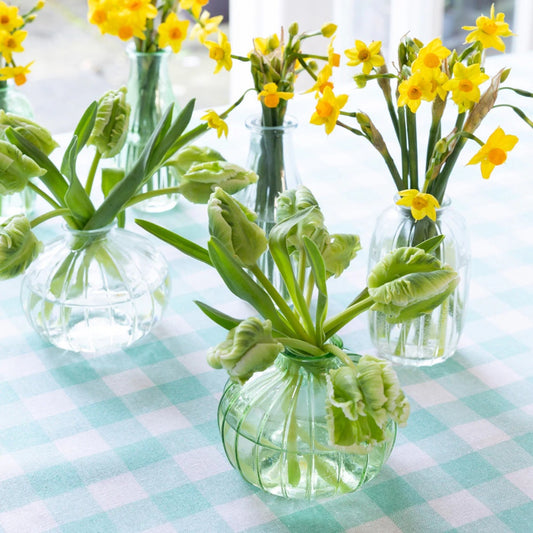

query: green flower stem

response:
[323,342,357,370]
[347,286,369,308]
[84,150,102,195]
[406,109,418,190]
[250,264,314,343]
[126,186,182,208]
[305,271,315,308]
[425,116,441,172]
[30,208,72,228]
[323,296,374,338]
[277,337,325,356]
[27,181,61,210]
[398,107,409,189]
[230,54,250,62]
[297,251,306,291]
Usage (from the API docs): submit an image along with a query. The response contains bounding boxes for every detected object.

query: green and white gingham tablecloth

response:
[1,55,532,532]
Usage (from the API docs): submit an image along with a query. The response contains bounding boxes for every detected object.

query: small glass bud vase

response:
[218,347,397,500]
[21,224,170,354]
[367,198,470,366]
[119,47,179,213]
[239,116,301,287]
[0,82,35,221]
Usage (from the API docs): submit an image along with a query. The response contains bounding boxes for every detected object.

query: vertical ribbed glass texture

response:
[21,225,170,353]
[368,199,470,366]
[218,349,397,499]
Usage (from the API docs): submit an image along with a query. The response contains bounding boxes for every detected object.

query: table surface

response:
[0,53,532,533]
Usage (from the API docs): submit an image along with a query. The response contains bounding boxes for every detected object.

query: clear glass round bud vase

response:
[0,83,35,221]
[218,349,397,500]
[239,116,301,287]
[21,224,171,353]
[367,198,470,366]
[119,47,178,213]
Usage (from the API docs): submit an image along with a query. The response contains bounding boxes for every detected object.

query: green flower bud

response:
[321,23,337,38]
[307,60,319,72]
[208,187,267,267]
[276,186,320,222]
[368,246,460,323]
[354,74,368,88]
[167,145,225,177]
[179,161,258,204]
[0,215,41,279]
[88,87,130,158]
[322,233,361,278]
[0,140,45,194]
[288,22,299,37]
[0,111,59,156]
[207,317,283,383]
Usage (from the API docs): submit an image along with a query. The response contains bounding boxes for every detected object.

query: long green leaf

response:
[82,106,175,229]
[415,235,445,253]
[6,128,69,206]
[69,100,98,158]
[493,104,533,128]
[194,300,242,330]
[62,136,95,223]
[135,219,212,266]
[268,207,316,334]
[208,237,292,335]
[303,236,328,342]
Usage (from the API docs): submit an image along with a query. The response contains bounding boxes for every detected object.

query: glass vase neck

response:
[245,115,298,134]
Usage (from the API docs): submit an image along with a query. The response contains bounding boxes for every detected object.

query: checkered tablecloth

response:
[1,55,532,532]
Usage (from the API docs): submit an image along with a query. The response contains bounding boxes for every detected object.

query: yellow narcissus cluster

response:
[305,3,531,221]
[87,0,224,54]
[0,1,44,86]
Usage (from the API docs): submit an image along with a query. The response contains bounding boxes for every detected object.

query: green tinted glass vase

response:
[119,47,179,213]
[0,82,35,221]
[218,348,397,500]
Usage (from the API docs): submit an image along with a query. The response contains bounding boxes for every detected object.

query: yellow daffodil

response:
[321,23,337,39]
[463,3,514,52]
[396,190,440,221]
[310,86,348,135]
[0,2,23,33]
[345,40,384,75]
[205,31,232,74]
[328,37,340,67]
[397,72,434,113]
[304,63,334,96]
[411,38,451,72]
[467,127,518,179]
[190,10,223,43]
[201,109,228,138]
[106,11,147,41]
[179,0,209,18]
[0,28,26,63]
[258,82,293,109]
[157,12,189,53]
[253,33,280,56]
[123,0,158,22]
[442,62,489,113]
[0,61,33,85]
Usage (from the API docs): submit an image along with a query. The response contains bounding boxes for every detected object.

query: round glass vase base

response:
[218,350,397,500]
[20,225,171,354]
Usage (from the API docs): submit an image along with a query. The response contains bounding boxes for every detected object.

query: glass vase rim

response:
[126,44,172,58]
[393,194,452,213]
[62,221,117,237]
[245,114,298,132]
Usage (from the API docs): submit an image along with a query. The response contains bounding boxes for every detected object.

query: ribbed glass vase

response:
[21,224,170,353]
[218,348,397,500]
[368,198,470,366]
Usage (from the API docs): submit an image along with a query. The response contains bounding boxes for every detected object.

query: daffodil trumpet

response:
[137,186,460,450]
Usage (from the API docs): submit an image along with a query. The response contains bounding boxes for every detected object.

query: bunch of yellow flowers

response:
[308,4,532,221]
[87,0,223,53]
[0,0,44,86]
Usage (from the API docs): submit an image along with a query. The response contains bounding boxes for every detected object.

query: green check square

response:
[498,502,533,532]
[81,398,132,427]
[462,390,516,418]
[28,464,84,498]
[116,437,171,471]
[51,361,99,387]
[441,454,499,488]
[152,484,210,520]
[60,513,117,533]
[159,377,209,404]
[364,478,425,514]
[280,506,344,532]
[401,410,448,441]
